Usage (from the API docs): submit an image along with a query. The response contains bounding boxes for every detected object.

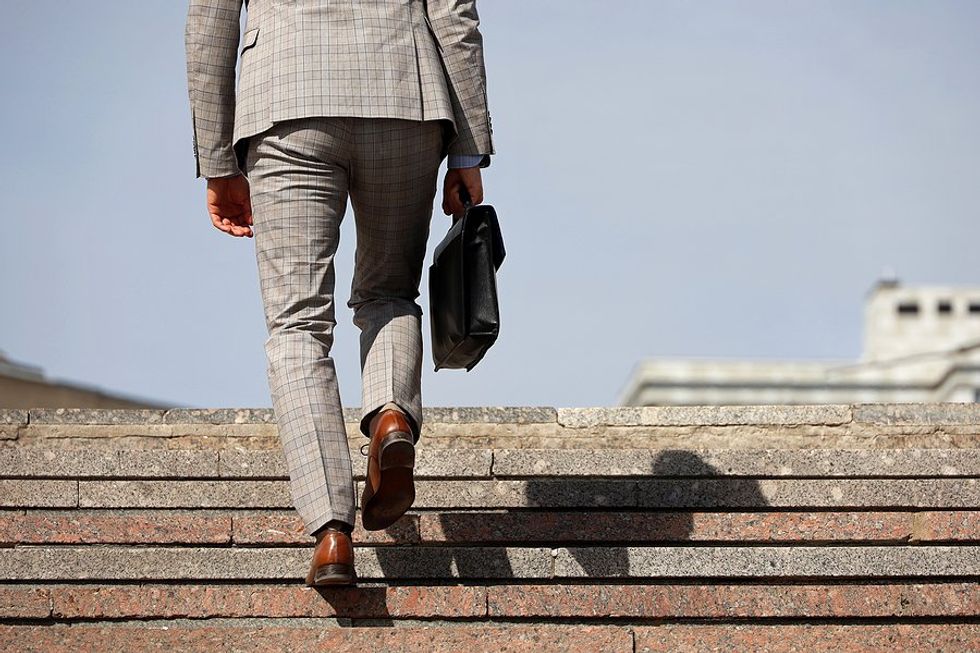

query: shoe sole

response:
[361,432,416,531]
[306,563,356,586]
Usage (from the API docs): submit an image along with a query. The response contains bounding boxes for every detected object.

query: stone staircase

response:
[0,404,978,651]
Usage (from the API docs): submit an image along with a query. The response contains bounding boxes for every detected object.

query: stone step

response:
[1,406,977,646]
[0,623,976,652]
[2,545,977,581]
[2,477,977,509]
[3,447,978,478]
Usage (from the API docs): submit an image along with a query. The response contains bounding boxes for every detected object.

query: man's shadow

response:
[371,449,770,583]
[312,584,394,625]
[529,449,771,577]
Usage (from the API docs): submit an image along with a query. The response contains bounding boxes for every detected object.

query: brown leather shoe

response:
[360,407,417,531]
[305,527,356,586]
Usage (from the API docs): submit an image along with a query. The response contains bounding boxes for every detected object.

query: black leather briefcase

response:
[428,196,506,371]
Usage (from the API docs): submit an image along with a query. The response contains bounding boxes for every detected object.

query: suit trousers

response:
[243,116,445,535]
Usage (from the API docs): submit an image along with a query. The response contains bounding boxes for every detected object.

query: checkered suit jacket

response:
[185,0,495,179]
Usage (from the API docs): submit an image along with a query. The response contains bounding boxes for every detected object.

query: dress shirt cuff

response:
[204,171,243,181]
[447,154,491,169]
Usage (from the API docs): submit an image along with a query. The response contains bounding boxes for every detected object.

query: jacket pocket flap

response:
[240,28,259,54]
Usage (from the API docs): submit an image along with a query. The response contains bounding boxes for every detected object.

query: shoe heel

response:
[379,432,415,471]
[312,563,356,586]
[361,431,416,531]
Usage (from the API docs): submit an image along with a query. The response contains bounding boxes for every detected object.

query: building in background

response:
[0,349,171,409]
[618,278,980,406]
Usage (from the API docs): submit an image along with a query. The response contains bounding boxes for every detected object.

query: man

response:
[184,0,494,586]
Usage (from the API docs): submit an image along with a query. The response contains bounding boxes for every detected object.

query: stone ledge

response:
[0,477,970,509]
[0,448,493,479]
[5,448,977,479]
[6,404,977,451]
[1,509,976,545]
[0,546,556,581]
[854,403,980,425]
[491,448,980,477]
[21,407,557,425]
[355,478,980,509]
[0,480,76,509]
[0,446,980,479]
[0,410,26,441]
[555,545,980,578]
[557,405,853,428]
[1,545,978,581]
[9,426,979,451]
[6,403,979,428]
[218,448,492,479]
[0,411,28,426]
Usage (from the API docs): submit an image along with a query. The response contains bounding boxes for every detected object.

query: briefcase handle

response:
[453,185,474,223]
[451,184,505,270]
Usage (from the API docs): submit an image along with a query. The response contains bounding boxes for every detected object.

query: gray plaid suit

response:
[184,0,494,534]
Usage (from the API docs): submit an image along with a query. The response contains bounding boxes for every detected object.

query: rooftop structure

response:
[618,279,980,406]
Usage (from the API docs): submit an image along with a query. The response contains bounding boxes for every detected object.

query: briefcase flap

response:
[433,203,505,271]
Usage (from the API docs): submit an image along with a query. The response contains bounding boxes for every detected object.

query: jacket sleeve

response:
[425,0,495,160]
[184,0,244,179]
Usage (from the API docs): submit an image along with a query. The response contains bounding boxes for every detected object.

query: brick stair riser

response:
[3,583,978,620]
[0,510,977,545]
[0,624,977,653]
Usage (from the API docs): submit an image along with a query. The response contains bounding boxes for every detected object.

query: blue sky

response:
[1,1,978,409]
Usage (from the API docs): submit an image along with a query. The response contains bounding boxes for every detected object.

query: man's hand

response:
[442,167,483,217]
[206,174,253,238]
